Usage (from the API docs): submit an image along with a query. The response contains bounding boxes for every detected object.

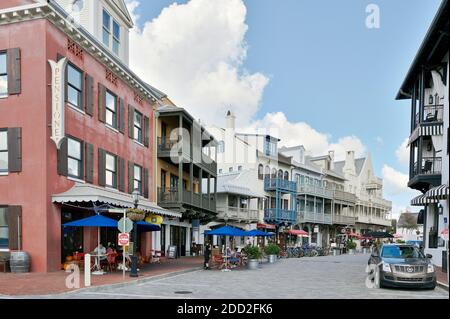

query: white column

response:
[165,224,171,255]
[186,227,192,256]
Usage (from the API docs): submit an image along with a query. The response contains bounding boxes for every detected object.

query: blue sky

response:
[128,0,443,215]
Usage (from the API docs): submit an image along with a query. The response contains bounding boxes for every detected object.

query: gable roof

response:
[217,171,265,198]
[333,158,366,176]
[110,0,134,27]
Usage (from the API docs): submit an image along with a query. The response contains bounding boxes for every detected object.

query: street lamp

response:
[130,189,140,278]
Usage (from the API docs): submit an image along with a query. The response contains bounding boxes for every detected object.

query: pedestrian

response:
[204,243,211,270]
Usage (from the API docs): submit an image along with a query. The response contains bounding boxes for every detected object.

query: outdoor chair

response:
[423,161,433,174]
[212,255,224,269]
[106,252,118,272]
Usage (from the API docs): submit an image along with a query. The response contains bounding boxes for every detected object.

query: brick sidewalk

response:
[0,256,203,296]
[435,266,448,288]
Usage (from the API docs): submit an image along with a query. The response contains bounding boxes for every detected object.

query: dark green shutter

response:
[98,148,106,186]
[85,74,94,116]
[98,83,106,123]
[118,157,125,192]
[85,142,94,183]
[57,137,68,176]
[7,206,22,251]
[7,48,21,95]
[128,105,134,138]
[128,161,134,194]
[118,98,125,133]
[143,168,149,198]
[143,115,150,147]
[7,128,21,173]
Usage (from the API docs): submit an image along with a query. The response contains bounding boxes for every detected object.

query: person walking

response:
[204,244,211,270]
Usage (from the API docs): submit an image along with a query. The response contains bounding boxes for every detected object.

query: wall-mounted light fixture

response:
[438,204,443,215]
[429,94,434,105]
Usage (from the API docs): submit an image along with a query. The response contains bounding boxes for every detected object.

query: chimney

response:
[226,110,236,131]
[343,150,356,175]
[328,150,335,170]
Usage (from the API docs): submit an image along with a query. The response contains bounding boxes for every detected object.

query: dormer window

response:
[264,136,277,157]
[102,9,121,56]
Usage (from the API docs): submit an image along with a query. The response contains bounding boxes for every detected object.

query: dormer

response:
[53,0,133,65]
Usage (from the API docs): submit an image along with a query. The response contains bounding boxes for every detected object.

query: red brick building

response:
[0,0,176,272]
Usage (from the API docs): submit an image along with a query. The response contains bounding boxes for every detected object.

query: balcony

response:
[297,184,334,198]
[409,157,442,190]
[199,155,217,175]
[356,215,392,227]
[157,188,215,212]
[157,136,187,158]
[333,190,357,203]
[264,178,297,193]
[297,211,332,225]
[422,105,444,123]
[216,206,260,223]
[366,177,382,190]
[333,214,357,225]
[264,208,297,225]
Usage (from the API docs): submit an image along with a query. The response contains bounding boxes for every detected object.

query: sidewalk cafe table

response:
[90,254,107,275]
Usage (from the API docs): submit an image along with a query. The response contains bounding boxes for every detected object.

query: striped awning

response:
[408,124,443,146]
[411,193,438,206]
[425,184,449,200]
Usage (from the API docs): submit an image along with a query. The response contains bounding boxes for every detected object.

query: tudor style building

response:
[0,0,178,272]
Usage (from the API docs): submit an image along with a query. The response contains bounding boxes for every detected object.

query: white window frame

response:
[67,63,83,110]
[0,51,7,98]
[105,153,117,188]
[0,130,8,173]
[134,164,142,194]
[102,9,121,56]
[105,90,117,129]
[0,207,8,250]
[67,137,83,180]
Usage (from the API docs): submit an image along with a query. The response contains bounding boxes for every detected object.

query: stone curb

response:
[436,281,449,291]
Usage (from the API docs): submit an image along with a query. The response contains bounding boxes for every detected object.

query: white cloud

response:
[242,112,366,160]
[381,165,418,196]
[127,0,269,128]
[375,136,383,145]
[395,138,410,165]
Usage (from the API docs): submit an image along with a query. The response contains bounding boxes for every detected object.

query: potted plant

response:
[346,240,357,255]
[264,244,280,263]
[243,245,262,270]
[126,208,146,222]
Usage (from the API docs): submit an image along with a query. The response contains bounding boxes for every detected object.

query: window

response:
[218,169,223,174]
[271,168,277,179]
[264,166,270,180]
[0,130,7,173]
[238,166,242,171]
[134,165,142,194]
[102,10,111,48]
[105,153,116,188]
[102,10,120,56]
[134,110,143,143]
[229,167,233,172]
[277,169,283,179]
[0,207,8,249]
[67,138,82,179]
[284,171,289,181]
[217,141,225,153]
[0,52,7,97]
[112,20,120,55]
[264,136,277,156]
[105,90,117,128]
[258,164,264,180]
[67,64,83,110]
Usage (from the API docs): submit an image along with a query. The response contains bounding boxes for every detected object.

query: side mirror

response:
[426,254,432,259]
[371,252,379,258]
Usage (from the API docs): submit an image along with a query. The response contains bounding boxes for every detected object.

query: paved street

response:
[13,254,448,299]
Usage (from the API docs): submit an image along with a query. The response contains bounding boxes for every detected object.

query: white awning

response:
[425,184,449,200]
[410,193,438,206]
[52,183,181,218]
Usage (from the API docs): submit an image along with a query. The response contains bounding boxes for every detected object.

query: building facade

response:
[0,0,175,272]
[396,0,449,273]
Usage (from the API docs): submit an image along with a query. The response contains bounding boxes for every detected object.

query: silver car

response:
[368,244,436,289]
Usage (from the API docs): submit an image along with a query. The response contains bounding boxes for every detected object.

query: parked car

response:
[368,244,436,289]
[405,240,423,249]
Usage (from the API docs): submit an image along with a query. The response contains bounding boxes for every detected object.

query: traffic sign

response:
[118,217,133,233]
[118,233,130,246]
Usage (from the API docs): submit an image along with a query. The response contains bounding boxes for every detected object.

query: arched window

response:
[258,164,264,180]
[277,169,283,179]
[271,168,277,179]
[284,171,289,181]
[265,166,270,180]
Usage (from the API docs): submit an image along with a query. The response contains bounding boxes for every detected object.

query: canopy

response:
[364,231,393,238]
[286,229,309,236]
[136,221,161,232]
[425,184,449,200]
[205,225,248,236]
[246,229,274,237]
[63,214,118,228]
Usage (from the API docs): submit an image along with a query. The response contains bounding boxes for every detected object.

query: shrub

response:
[243,245,262,259]
[346,240,357,250]
[264,243,281,255]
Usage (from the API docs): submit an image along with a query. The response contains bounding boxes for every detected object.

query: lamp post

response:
[130,189,140,278]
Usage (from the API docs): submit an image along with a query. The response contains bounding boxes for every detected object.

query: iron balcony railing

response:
[356,215,392,227]
[297,184,334,198]
[423,105,444,123]
[297,211,332,224]
[216,206,260,222]
[333,189,357,203]
[157,136,178,153]
[158,187,215,211]
[264,178,297,193]
[264,208,297,225]
[412,157,442,176]
[332,214,357,225]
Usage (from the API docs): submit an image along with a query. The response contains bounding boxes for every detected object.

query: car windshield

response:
[381,246,424,259]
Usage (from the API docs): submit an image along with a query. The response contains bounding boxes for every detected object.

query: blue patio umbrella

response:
[136,221,161,232]
[63,214,118,228]
[205,225,248,237]
[246,229,274,237]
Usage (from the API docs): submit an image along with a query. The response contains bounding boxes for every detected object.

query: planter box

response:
[247,259,259,270]
[268,255,277,263]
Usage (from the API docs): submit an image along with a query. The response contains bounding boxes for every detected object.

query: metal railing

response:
[157,187,180,203]
[297,184,334,198]
[264,178,297,193]
[412,157,442,176]
[157,136,178,152]
[423,105,444,123]
[333,189,357,203]
[216,206,260,222]
[333,214,357,225]
[356,215,392,226]
[297,211,332,224]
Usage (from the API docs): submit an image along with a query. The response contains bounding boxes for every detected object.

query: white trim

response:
[0,172,8,176]
[105,124,119,133]
[0,249,10,252]
[0,94,8,99]
[133,140,145,148]
[67,103,86,115]
[68,176,86,184]
[0,2,46,14]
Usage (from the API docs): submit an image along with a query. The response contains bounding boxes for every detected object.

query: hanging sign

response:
[48,58,68,149]
[145,214,163,225]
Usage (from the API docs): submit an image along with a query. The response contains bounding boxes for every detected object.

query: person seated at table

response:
[228,248,240,266]
[92,243,107,261]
